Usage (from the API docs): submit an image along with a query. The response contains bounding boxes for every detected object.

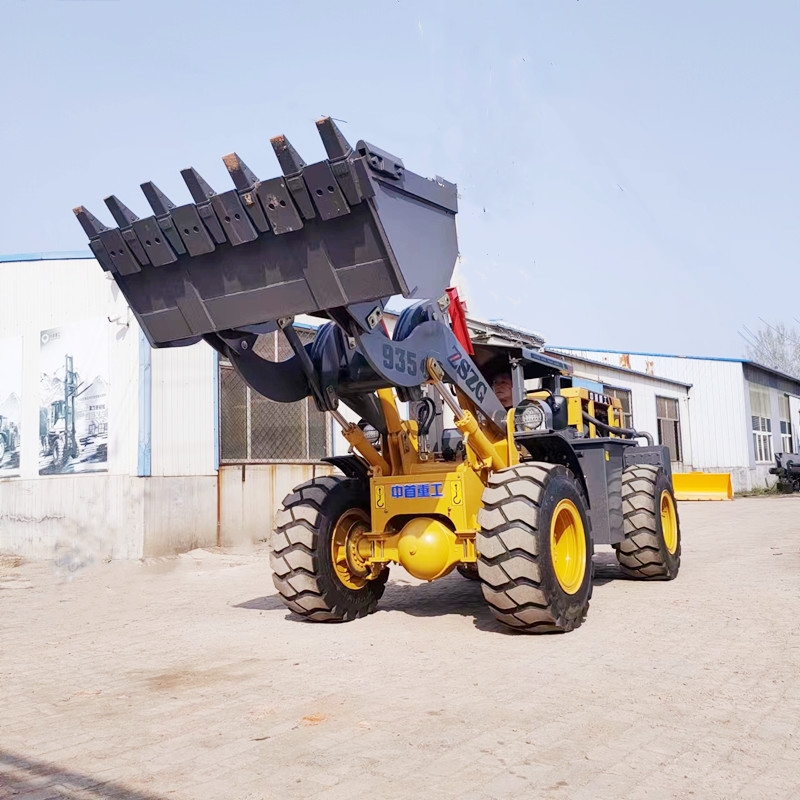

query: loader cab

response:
[472,344,573,431]
[429,344,574,463]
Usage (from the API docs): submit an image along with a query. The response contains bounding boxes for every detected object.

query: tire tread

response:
[477,463,592,633]
[614,464,681,580]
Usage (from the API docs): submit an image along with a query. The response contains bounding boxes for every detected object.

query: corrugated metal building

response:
[0,254,330,559]
[551,347,800,492]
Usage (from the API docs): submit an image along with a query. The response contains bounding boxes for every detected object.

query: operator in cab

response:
[491,371,514,410]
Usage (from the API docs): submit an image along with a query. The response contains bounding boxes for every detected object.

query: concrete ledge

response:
[217,463,333,548]
[0,475,218,560]
[142,476,218,557]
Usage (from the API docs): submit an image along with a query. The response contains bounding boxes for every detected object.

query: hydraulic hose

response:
[581,411,654,446]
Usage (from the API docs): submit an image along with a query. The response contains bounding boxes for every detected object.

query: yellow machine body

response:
[558,387,624,437]
[337,386,513,581]
[368,466,483,580]
[340,383,630,581]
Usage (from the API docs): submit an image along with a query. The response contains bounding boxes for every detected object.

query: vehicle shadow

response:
[235,552,630,634]
[0,749,166,800]
[234,594,287,611]
[592,550,627,585]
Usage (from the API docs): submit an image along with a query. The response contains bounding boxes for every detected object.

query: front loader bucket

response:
[673,472,734,501]
[74,118,458,348]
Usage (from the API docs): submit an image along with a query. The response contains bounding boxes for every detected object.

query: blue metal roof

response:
[550,346,800,387]
[550,345,744,364]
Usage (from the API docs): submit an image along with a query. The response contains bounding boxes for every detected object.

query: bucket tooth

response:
[270,136,316,220]
[181,167,227,244]
[303,161,351,221]
[171,204,217,256]
[73,206,110,238]
[104,195,139,227]
[140,182,186,255]
[87,239,115,272]
[181,167,228,244]
[316,117,352,160]
[270,135,306,176]
[315,118,368,206]
[181,168,217,204]
[98,229,142,276]
[131,216,178,267]
[141,182,176,217]
[72,206,141,273]
[256,178,304,234]
[222,153,269,232]
[210,190,259,246]
[103,197,150,266]
[197,204,227,244]
[222,152,258,191]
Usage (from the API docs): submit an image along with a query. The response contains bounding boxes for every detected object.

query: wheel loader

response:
[74,117,680,633]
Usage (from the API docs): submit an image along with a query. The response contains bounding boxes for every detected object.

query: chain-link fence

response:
[219,329,331,463]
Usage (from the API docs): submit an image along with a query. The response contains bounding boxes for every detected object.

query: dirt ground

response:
[1,496,799,799]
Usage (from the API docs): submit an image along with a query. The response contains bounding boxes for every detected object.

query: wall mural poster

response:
[0,337,22,477]
[40,321,109,476]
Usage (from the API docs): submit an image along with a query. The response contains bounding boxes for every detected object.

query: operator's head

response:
[491,371,514,410]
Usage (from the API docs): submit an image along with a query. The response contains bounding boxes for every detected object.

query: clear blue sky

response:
[1,0,797,357]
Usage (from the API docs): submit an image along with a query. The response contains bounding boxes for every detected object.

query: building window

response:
[219,329,331,463]
[749,383,773,463]
[779,394,793,454]
[656,396,682,462]
[753,417,774,463]
[602,386,633,428]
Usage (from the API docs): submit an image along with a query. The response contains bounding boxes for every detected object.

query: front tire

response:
[477,463,593,633]
[614,465,681,579]
[270,476,388,622]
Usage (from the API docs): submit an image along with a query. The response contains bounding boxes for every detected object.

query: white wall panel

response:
[150,344,216,477]
[0,259,140,479]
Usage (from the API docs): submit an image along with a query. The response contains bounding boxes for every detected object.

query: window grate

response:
[219,329,331,463]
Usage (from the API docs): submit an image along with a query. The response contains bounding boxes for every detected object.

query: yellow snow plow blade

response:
[673,472,733,501]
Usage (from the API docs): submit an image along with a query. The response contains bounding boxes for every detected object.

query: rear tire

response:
[477,463,593,633]
[614,465,681,579]
[270,476,388,622]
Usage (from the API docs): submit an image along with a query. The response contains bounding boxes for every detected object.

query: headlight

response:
[520,404,544,430]
[514,400,551,432]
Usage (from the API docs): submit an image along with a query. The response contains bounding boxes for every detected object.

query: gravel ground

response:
[1,495,799,799]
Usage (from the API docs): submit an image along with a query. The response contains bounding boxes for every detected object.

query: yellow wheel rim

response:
[550,499,587,595]
[660,491,679,554]
[330,508,374,590]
